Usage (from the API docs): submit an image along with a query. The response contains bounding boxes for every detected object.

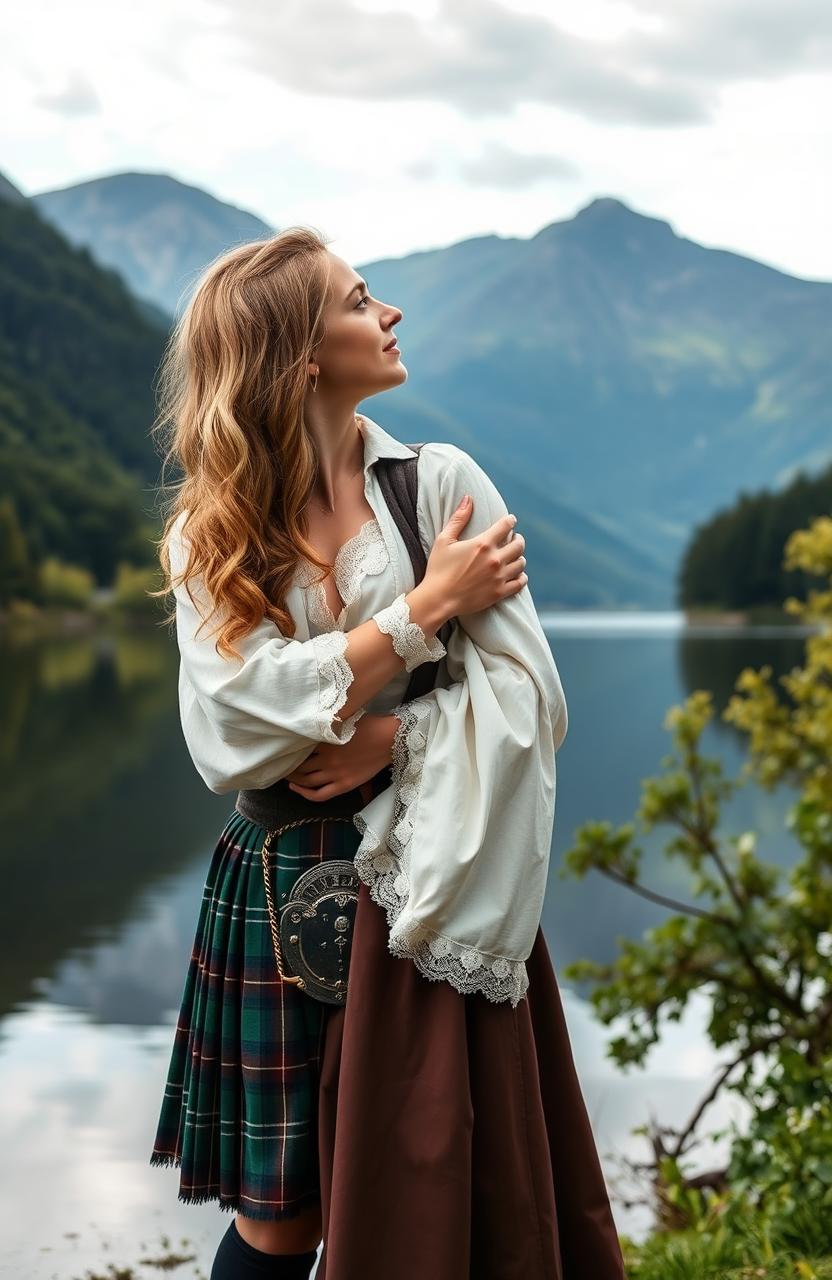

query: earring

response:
[309,368,319,393]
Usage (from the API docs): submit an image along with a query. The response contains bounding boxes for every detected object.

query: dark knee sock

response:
[209,1217,318,1279]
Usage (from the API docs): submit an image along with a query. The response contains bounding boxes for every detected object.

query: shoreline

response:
[0,602,807,636]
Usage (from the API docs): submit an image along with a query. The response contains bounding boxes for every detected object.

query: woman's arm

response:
[416,442,568,749]
[322,579,449,727]
[348,441,569,1005]
[169,516,450,794]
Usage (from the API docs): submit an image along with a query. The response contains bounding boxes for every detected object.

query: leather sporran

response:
[260,817,361,1006]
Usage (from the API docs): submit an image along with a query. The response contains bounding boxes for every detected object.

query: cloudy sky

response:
[3,0,830,279]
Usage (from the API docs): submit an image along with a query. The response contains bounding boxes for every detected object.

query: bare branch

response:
[597,865,735,924]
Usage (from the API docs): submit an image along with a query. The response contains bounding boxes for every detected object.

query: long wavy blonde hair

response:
[150,225,344,662]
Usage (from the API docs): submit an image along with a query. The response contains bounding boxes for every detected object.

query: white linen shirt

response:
[168,412,568,1005]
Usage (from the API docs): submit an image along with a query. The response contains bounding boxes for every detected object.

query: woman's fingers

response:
[286,755,329,783]
[496,529,524,558]
[288,770,329,789]
[288,779,345,801]
[496,529,526,579]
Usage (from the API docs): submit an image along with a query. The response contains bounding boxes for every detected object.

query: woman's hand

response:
[284,712,400,803]
[423,496,527,618]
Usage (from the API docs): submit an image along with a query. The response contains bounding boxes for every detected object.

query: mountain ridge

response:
[11,167,832,606]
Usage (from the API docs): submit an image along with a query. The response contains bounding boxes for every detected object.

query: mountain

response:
[21,172,665,606]
[15,171,832,608]
[0,176,168,585]
[32,171,274,316]
[0,172,27,206]
[357,196,832,596]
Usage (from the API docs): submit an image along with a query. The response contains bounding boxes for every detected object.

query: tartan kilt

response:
[149,806,356,1222]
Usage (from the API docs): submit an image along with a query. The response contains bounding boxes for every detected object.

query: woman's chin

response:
[362,361,408,398]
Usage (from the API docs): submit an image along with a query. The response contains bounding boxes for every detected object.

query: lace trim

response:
[353,698,529,1006]
[310,629,367,744]
[300,518,389,631]
[371,592,448,672]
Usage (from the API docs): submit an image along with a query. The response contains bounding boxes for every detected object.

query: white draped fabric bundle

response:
[169,414,568,1006]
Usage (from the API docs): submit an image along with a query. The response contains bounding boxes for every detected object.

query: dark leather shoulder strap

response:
[376,445,453,703]
[374,445,427,582]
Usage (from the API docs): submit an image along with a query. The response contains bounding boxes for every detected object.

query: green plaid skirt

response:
[149,806,361,1221]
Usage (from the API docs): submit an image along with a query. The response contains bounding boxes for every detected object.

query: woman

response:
[149,227,626,1280]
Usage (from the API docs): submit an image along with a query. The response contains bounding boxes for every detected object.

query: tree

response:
[561,514,832,1241]
[38,556,95,608]
[0,496,34,605]
[113,561,165,615]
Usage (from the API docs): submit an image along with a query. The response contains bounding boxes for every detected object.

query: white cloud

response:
[0,0,829,278]
[32,70,101,118]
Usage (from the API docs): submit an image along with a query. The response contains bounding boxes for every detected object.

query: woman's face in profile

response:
[313,251,407,399]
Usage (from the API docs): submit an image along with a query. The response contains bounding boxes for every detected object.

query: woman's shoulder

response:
[415,439,481,485]
[415,440,496,502]
[416,439,471,466]
[165,509,192,574]
[165,507,190,543]
[412,440,502,546]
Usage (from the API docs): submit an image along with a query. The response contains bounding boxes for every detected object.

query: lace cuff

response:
[310,629,367,744]
[371,592,447,672]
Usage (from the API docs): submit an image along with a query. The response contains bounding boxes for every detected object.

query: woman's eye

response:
[356,294,370,309]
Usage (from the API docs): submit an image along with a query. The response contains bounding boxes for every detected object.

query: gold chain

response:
[260,817,357,990]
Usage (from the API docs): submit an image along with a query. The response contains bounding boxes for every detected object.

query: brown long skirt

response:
[314,880,627,1280]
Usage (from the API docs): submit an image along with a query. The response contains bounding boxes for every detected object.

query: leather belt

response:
[235,763,394,831]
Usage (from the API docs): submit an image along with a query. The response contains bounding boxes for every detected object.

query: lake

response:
[0,612,811,1277]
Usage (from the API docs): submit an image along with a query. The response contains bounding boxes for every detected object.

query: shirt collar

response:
[357,413,418,474]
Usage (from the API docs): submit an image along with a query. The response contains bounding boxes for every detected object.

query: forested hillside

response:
[0,189,168,594]
[679,462,832,609]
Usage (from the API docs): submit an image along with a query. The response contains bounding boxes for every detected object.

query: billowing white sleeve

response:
[169,517,366,794]
[351,442,568,1006]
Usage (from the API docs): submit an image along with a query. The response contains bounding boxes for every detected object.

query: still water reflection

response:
[0,615,811,1277]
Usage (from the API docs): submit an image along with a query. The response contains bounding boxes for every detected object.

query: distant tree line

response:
[0,495,161,613]
[678,462,832,610]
